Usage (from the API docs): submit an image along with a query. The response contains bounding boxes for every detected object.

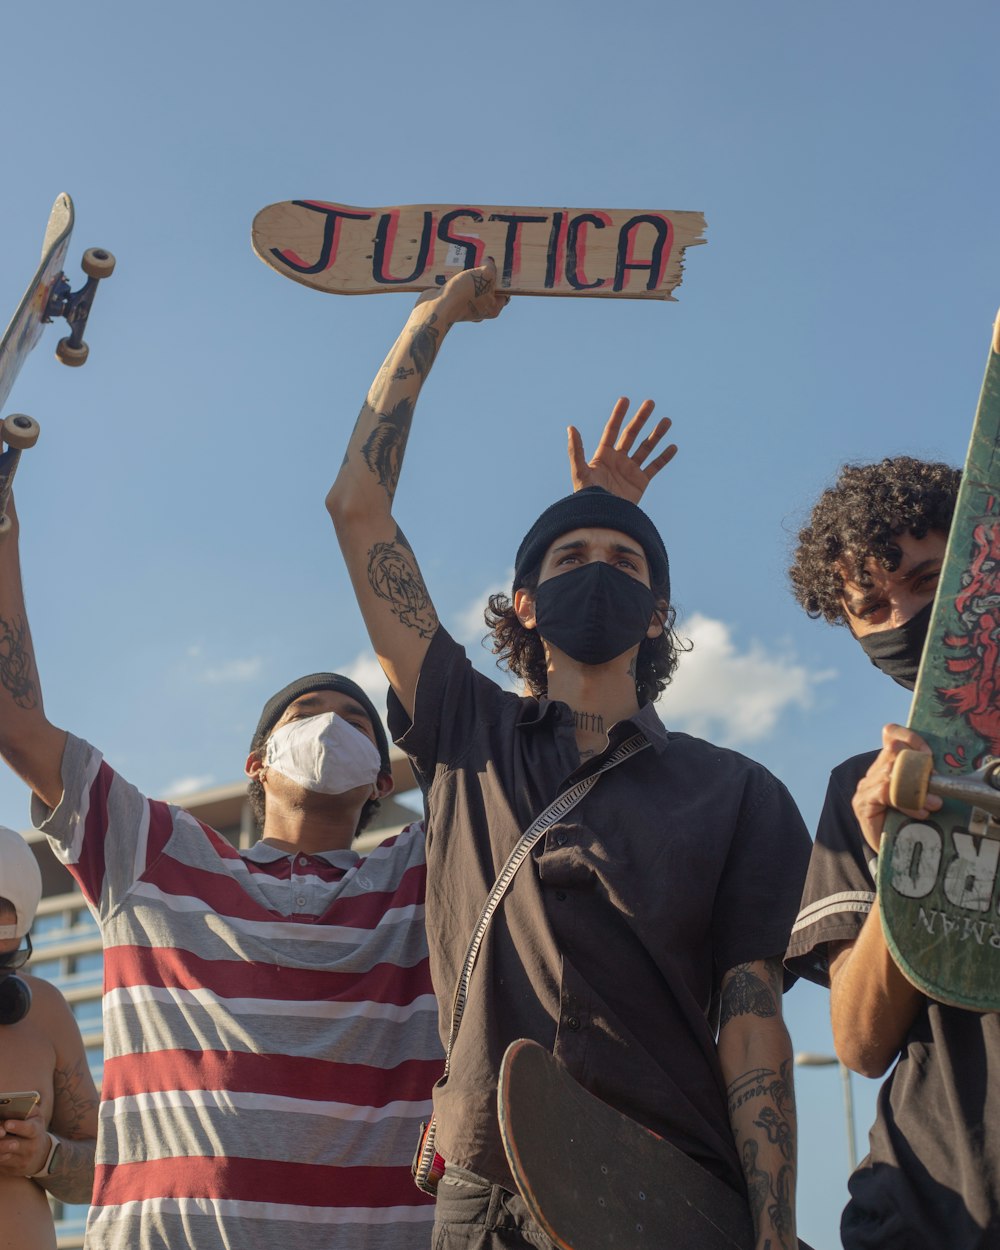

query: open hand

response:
[568,398,677,504]
[852,723,942,854]
[417,258,510,324]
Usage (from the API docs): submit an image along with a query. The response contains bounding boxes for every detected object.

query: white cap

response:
[0,827,42,939]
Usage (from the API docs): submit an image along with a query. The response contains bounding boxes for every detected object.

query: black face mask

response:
[856,601,934,690]
[533,562,657,666]
[0,973,31,1025]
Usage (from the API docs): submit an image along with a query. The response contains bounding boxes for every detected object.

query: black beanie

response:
[513,487,670,598]
[250,673,391,774]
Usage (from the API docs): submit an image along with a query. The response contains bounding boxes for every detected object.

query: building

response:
[23,752,421,1249]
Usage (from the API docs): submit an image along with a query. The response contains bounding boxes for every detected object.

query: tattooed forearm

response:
[37,1135,96,1204]
[361,398,414,501]
[0,614,38,709]
[728,1056,797,1250]
[719,962,779,1030]
[52,1056,98,1139]
[408,313,440,378]
[367,526,438,638]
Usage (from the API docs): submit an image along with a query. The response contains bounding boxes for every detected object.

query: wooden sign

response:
[252,200,706,301]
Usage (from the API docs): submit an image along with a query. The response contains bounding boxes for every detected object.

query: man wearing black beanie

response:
[328,261,813,1250]
[0,487,444,1250]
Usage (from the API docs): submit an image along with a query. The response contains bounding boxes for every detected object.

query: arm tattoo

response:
[408,313,440,378]
[729,1058,797,1250]
[719,962,778,1030]
[39,1134,96,1204]
[367,526,438,638]
[52,1055,98,1138]
[361,397,414,500]
[0,613,38,709]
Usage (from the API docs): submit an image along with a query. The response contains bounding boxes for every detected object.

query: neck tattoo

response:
[572,710,605,734]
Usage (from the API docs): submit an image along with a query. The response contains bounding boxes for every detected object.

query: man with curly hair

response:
[328,260,813,1250]
[785,455,1000,1249]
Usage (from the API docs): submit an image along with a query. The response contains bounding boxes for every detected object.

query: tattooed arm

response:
[327,260,508,717]
[0,496,66,807]
[717,958,798,1250]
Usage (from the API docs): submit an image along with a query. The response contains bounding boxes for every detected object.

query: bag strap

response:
[441,731,650,1077]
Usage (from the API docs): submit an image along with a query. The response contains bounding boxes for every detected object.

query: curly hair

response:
[246,768,380,835]
[789,456,960,625]
[484,567,686,705]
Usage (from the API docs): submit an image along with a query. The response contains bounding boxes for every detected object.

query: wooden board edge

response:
[497,1041,575,1250]
[40,193,74,263]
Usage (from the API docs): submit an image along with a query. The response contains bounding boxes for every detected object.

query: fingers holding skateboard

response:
[852,724,941,852]
[417,258,511,323]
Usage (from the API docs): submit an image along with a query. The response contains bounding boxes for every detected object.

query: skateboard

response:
[0,193,115,531]
[252,200,706,301]
[497,1039,754,1250]
[879,310,1000,1010]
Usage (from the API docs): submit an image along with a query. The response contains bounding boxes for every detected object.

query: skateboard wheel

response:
[890,749,933,812]
[56,337,89,367]
[0,514,11,538]
[2,415,40,450]
[81,248,116,280]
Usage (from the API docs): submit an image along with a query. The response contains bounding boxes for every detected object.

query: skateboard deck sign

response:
[252,200,706,300]
[879,312,1000,1010]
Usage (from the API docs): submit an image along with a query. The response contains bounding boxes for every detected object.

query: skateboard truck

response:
[45,247,116,367]
[891,748,1000,832]
[0,415,40,536]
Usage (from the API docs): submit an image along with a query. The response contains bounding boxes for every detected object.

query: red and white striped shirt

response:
[34,733,440,1250]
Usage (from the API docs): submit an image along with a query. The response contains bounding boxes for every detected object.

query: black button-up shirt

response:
[389,628,811,1193]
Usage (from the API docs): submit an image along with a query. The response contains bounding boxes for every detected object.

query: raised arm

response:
[326,261,508,717]
[827,723,937,1077]
[568,396,677,502]
[717,958,798,1250]
[0,496,66,808]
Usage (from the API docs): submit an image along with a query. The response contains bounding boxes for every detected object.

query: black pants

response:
[433,1165,558,1250]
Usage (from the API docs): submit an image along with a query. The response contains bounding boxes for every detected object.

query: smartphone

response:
[0,1091,40,1120]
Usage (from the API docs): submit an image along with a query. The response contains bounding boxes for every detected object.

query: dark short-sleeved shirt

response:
[388,628,812,1193]
[786,752,1000,1250]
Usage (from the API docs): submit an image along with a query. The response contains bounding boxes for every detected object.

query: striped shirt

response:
[33,733,440,1250]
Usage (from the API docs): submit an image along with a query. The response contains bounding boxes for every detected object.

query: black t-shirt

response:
[389,627,812,1193]
[786,752,1000,1250]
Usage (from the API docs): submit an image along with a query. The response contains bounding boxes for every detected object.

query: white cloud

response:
[202,657,263,684]
[337,651,391,728]
[166,774,216,798]
[662,613,834,746]
[453,571,514,647]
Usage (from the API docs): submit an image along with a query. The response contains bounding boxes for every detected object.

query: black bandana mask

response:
[856,601,934,691]
[532,562,657,666]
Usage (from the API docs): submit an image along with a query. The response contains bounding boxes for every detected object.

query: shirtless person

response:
[0,825,98,1250]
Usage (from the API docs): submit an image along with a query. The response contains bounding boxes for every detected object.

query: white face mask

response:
[262,711,382,795]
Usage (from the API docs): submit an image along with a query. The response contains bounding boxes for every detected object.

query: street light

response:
[795,1051,858,1171]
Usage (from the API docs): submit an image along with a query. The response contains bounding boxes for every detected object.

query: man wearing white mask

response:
[0,500,441,1250]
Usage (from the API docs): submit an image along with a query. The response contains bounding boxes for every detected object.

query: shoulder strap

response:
[442,732,650,1075]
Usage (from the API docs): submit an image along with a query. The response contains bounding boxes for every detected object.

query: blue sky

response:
[3,1,999,1243]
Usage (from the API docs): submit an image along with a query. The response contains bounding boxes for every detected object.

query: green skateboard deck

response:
[878,312,1000,1010]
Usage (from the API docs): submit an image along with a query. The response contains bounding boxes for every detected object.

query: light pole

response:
[795,1051,858,1171]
